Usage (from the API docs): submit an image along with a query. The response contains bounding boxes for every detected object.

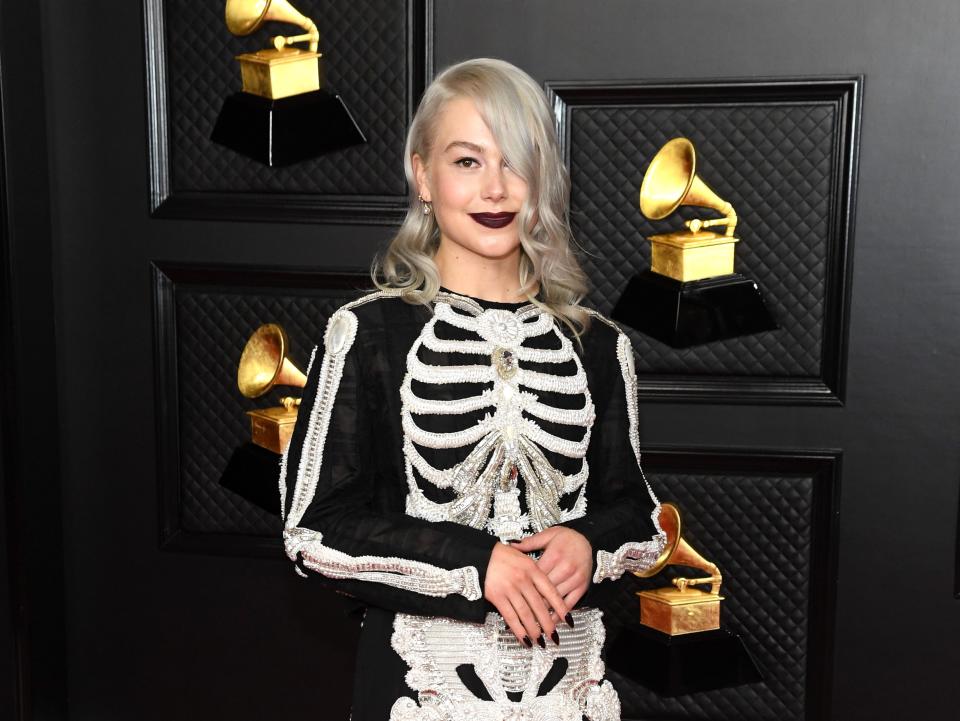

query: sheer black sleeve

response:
[563,326,666,585]
[280,307,498,623]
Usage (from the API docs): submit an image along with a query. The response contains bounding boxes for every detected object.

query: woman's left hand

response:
[510,526,593,612]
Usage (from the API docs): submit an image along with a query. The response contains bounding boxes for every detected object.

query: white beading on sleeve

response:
[284,527,482,600]
[592,332,667,583]
[593,534,666,583]
[282,306,482,601]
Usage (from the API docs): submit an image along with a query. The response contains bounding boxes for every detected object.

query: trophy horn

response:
[639,137,738,237]
[237,323,307,399]
[633,502,722,595]
[225,0,319,52]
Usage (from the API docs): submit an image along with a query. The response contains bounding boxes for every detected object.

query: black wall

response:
[2,0,958,719]
[2,0,67,718]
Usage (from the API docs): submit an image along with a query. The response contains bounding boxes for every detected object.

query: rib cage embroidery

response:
[402,295,596,541]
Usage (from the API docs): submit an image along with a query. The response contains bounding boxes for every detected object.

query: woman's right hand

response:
[483,542,569,648]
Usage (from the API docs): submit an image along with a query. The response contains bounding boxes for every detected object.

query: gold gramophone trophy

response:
[634,502,723,635]
[236,323,307,454]
[227,0,322,100]
[611,137,776,347]
[603,501,762,696]
[210,0,366,166]
[220,323,307,515]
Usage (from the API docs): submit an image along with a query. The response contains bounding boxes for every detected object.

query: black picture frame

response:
[546,77,862,405]
[955,474,960,599]
[142,0,435,225]
[151,261,370,556]
[636,446,841,721]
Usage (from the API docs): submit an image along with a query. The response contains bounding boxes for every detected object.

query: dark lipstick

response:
[470,212,516,229]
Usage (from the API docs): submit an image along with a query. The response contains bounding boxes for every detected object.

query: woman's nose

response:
[481,166,507,202]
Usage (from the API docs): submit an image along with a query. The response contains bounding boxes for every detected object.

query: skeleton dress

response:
[280,289,666,721]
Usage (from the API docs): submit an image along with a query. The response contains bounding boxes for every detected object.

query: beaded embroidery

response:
[287,527,481,600]
[284,308,359,530]
[583,312,666,582]
[283,292,482,599]
[279,343,318,523]
[389,608,620,721]
[401,294,596,542]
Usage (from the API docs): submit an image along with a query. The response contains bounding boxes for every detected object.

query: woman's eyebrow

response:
[443,140,485,154]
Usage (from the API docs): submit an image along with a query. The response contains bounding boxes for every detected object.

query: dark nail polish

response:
[551,629,560,646]
[522,635,532,648]
[565,613,575,629]
[536,634,546,649]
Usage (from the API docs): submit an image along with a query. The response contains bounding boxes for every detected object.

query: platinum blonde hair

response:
[371,57,590,333]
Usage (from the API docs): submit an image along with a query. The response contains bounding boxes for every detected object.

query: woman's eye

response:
[454,157,479,168]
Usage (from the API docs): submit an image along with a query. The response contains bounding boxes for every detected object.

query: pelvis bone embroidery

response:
[400,297,596,541]
[389,609,621,721]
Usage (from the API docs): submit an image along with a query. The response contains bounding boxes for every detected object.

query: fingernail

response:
[565,613,575,629]
[536,635,546,649]
[522,635,532,648]
[551,629,560,646]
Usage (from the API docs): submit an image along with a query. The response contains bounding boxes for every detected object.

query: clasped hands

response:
[483,525,592,648]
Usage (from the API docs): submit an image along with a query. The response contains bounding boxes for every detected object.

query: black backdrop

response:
[2,1,960,720]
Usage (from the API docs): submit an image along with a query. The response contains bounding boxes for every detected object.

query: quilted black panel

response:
[610,468,816,721]
[165,0,408,194]
[568,102,836,377]
[175,282,367,535]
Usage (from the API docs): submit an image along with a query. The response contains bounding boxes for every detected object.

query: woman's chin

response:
[439,231,521,262]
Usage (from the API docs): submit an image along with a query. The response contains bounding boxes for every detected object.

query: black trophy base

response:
[612,270,778,348]
[211,89,366,166]
[220,442,282,516]
[607,625,763,697]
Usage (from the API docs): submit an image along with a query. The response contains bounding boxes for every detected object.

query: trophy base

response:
[211,89,366,167]
[246,406,299,455]
[637,586,724,635]
[606,624,763,697]
[236,48,322,100]
[612,269,778,348]
[649,230,738,282]
[220,441,282,516]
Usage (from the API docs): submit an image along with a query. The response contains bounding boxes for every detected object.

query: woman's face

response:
[413,97,529,263]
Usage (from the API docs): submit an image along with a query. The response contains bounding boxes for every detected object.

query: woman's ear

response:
[412,153,431,203]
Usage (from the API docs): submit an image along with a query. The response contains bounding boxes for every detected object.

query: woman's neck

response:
[434,240,529,303]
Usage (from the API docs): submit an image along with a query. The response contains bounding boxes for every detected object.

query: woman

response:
[281,58,665,721]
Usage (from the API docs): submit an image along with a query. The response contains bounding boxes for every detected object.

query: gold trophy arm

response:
[271,17,320,53]
[673,564,723,596]
[226,0,321,53]
[685,204,738,237]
